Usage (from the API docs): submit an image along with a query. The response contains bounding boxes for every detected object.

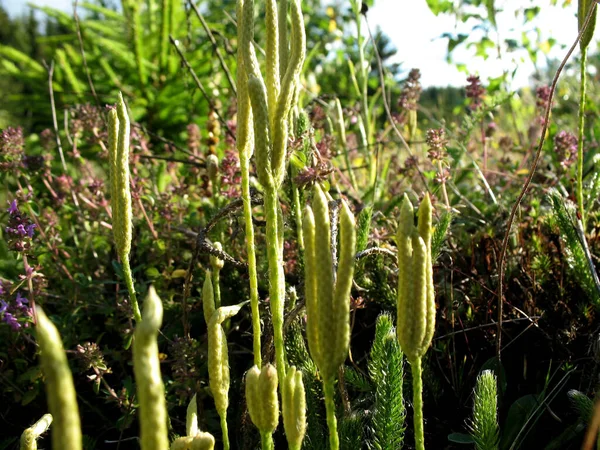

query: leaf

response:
[425,0,454,15]
[499,394,538,450]
[487,0,496,28]
[0,45,45,76]
[448,432,475,444]
[79,2,125,21]
[578,0,597,50]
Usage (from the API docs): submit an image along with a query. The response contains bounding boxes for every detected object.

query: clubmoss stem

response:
[411,358,425,450]
[263,187,286,381]
[220,416,230,450]
[241,153,262,366]
[323,377,339,450]
[260,432,274,450]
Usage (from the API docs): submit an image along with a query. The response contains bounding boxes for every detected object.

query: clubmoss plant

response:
[245,364,279,449]
[281,366,307,450]
[108,93,141,323]
[238,0,306,383]
[19,414,53,450]
[132,286,169,450]
[396,194,435,450]
[470,370,499,450]
[303,184,356,450]
[203,273,244,450]
[369,313,406,449]
[234,0,261,365]
[35,307,82,450]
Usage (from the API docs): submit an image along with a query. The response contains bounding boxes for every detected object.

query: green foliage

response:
[470,370,499,450]
[547,189,600,305]
[367,314,406,450]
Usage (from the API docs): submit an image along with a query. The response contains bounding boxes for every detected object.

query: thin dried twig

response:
[169,35,235,141]
[497,2,599,360]
[44,60,81,211]
[354,247,396,260]
[188,0,237,95]
[73,0,101,110]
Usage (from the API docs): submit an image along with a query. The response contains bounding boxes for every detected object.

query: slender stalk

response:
[212,269,221,309]
[355,10,374,185]
[260,432,275,450]
[220,415,230,450]
[240,152,262,367]
[411,358,425,450]
[577,47,588,227]
[263,187,286,381]
[437,160,450,211]
[292,181,304,250]
[122,258,142,323]
[323,377,339,450]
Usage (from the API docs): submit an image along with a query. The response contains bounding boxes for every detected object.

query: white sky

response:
[2,0,590,88]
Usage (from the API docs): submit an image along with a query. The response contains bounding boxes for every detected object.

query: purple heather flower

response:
[7,200,18,215]
[15,292,28,308]
[426,128,448,161]
[16,224,27,236]
[554,131,578,168]
[466,75,486,110]
[26,224,36,238]
[3,312,21,330]
[0,300,7,314]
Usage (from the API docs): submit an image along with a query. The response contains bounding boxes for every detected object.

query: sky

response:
[2,0,588,88]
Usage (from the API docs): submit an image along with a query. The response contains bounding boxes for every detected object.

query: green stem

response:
[411,358,425,450]
[292,181,304,250]
[260,432,274,450]
[323,377,339,450]
[240,153,262,367]
[577,47,588,228]
[121,257,142,323]
[212,268,221,309]
[220,415,230,450]
[263,187,287,383]
[356,13,373,186]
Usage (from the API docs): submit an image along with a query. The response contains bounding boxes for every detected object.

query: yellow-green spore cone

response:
[133,287,169,450]
[207,303,243,450]
[245,364,279,434]
[35,307,82,450]
[186,394,199,437]
[282,366,306,450]
[192,434,216,450]
[20,414,53,450]
[115,92,133,259]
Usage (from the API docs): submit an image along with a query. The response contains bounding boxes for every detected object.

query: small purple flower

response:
[7,200,18,215]
[15,292,28,308]
[26,224,36,238]
[3,312,21,330]
[0,300,8,314]
[16,224,27,236]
